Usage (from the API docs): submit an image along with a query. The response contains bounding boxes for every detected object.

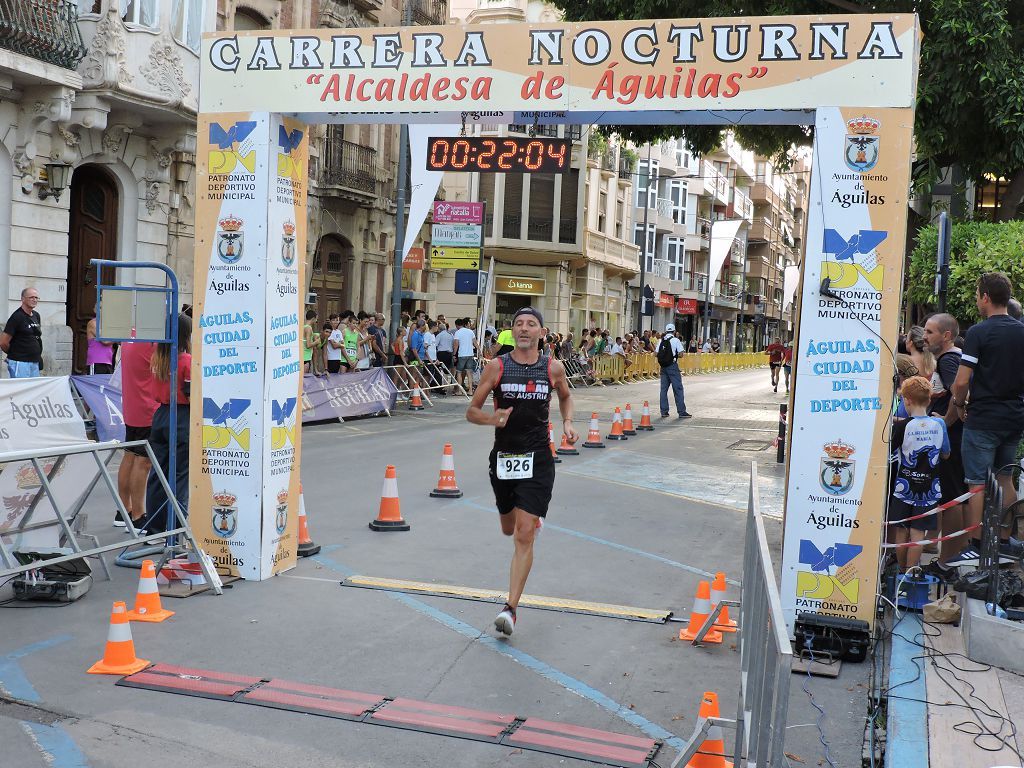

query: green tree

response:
[552,0,1024,215]
[906,220,1024,322]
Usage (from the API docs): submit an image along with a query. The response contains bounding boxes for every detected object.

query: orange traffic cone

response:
[87,601,150,675]
[582,413,605,448]
[557,431,579,455]
[430,443,463,498]
[370,465,410,531]
[679,581,723,644]
[711,572,737,633]
[637,401,655,431]
[548,423,562,464]
[622,404,637,435]
[408,387,425,411]
[606,407,628,441]
[126,560,174,623]
[297,482,320,557]
[686,692,733,768]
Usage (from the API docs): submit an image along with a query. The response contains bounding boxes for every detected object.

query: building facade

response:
[433,0,638,336]
[630,134,809,350]
[1,0,208,375]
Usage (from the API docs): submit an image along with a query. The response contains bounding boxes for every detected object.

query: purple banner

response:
[71,370,396,437]
[70,374,126,443]
[301,369,397,422]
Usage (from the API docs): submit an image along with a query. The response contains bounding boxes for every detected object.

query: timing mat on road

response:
[117,663,662,768]
[339,575,672,623]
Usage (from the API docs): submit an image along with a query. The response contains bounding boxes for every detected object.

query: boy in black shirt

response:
[1,287,43,378]
[949,273,1024,566]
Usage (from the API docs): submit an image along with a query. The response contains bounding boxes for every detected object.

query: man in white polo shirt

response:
[452,317,479,395]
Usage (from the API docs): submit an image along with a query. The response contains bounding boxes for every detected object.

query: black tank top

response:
[492,352,552,453]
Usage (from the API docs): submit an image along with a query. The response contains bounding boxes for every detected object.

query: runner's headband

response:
[513,307,544,327]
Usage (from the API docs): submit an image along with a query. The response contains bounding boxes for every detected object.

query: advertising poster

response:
[189,113,307,580]
[780,107,914,630]
[260,114,307,576]
[0,377,95,551]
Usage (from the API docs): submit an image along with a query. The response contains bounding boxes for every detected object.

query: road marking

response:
[341,575,671,622]
[560,451,784,520]
[0,635,89,767]
[311,553,688,752]
[456,497,740,586]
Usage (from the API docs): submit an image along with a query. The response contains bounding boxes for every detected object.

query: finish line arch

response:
[190,14,919,632]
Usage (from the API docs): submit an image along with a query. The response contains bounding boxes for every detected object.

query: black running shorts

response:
[488,448,556,518]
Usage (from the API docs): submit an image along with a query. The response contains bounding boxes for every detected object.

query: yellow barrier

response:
[588,351,766,382]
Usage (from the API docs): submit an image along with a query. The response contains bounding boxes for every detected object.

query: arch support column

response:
[190,112,308,580]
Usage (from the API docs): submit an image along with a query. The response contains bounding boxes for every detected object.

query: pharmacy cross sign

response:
[194,14,919,635]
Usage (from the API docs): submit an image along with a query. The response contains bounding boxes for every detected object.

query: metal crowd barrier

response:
[0,441,222,593]
[382,362,469,404]
[673,462,792,767]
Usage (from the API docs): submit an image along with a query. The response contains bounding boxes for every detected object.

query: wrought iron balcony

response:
[0,0,87,71]
[321,137,378,195]
[409,0,447,26]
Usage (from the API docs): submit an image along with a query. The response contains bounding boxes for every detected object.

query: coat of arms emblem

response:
[275,490,289,535]
[212,491,239,537]
[217,216,244,264]
[844,116,880,173]
[819,440,856,496]
[281,221,296,267]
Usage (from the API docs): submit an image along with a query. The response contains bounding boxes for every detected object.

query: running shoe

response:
[113,511,127,528]
[678,412,693,419]
[494,603,516,636]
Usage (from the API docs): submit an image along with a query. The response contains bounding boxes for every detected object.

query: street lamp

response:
[39,162,72,201]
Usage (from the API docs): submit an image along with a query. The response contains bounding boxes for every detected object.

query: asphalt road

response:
[0,367,870,768]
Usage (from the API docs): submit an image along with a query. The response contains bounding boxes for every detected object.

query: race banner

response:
[0,377,95,550]
[191,113,307,580]
[301,369,398,422]
[780,107,914,631]
[200,16,918,117]
[71,375,125,443]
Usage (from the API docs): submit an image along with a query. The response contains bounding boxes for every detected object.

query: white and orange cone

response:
[126,560,174,623]
[430,443,463,498]
[606,407,628,440]
[710,572,737,633]
[557,430,579,455]
[637,401,655,431]
[686,692,733,768]
[297,482,320,556]
[583,413,606,448]
[548,423,562,463]
[87,601,150,675]
[622,404,637,435]
[679,581,723,644]
[370,465,410,531]
[408,387,424,411]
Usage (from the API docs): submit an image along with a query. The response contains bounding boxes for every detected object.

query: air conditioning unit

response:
[306,292,318,305]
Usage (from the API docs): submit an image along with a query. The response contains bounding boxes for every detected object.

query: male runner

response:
[467,307,578,636]
[765,336,785,392]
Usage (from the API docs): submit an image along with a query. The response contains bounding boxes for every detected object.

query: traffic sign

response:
[431,223,482,248]
[430,246,481,270]
[433,201,484,225]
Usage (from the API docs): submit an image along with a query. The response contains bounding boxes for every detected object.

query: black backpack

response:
[657,337,676,367]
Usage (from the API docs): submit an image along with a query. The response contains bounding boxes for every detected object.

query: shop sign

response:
[654,293,675,308]
[495,276,546,295]
[676,298,698,314]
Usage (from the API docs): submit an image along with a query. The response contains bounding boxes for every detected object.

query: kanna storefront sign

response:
[495,276,546,296]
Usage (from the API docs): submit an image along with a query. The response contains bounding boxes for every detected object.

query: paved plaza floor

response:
[1,368,872,767]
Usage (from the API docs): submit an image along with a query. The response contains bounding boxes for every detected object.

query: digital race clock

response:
[426,137,571,174]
